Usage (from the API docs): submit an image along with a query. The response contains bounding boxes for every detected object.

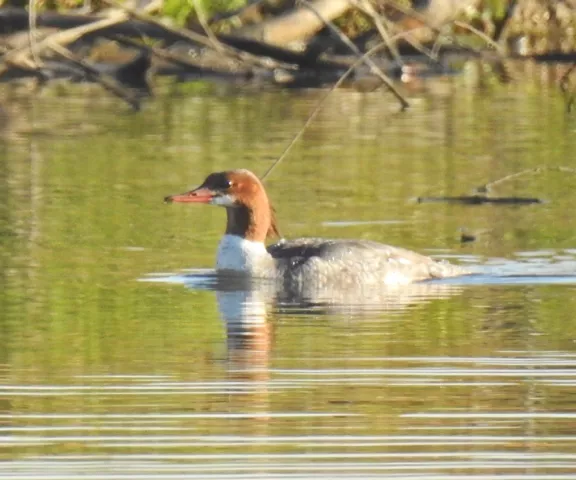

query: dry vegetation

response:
[0,0,574,110]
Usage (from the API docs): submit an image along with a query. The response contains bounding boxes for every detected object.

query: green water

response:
[1,72,576,478]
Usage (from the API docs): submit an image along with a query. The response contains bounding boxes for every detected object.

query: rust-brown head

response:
[165,169,280,242]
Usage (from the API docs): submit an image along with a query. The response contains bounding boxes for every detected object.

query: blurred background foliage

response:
[1,0,573,36]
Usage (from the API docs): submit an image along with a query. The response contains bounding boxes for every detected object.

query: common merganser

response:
[165,169,467,287]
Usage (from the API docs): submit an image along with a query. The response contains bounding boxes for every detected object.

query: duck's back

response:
[267,238,465,288]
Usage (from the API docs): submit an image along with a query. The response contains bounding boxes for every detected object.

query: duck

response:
[164,169,467,289]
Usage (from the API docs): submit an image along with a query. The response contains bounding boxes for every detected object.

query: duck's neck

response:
[224,192,280,242]
[216,204,278,276]
[225,205,269,243]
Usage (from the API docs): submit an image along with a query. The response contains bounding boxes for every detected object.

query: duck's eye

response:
[216,178,233,190]
[206,173,233,191]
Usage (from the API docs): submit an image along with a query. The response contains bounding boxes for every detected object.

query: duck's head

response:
[165,169,280,241]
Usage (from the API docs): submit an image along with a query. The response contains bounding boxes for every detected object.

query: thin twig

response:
[395,26,437,61]
[477,166,576,194]
[300,0,409,110]
[430,23,449,58]
[359,2,439,63]
[559,64,576,112]
[391,25,439,61]
[28,0,42,67]
[383,0,484,55]
[261,42,390,182]
[262,27,437,182]
[353,0,403,66]
[493,0,519,44]
[560,63,576,92]
[453,20,504,55]
[191,0,227,54]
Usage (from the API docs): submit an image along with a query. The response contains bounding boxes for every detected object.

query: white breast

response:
[216,234,274,275]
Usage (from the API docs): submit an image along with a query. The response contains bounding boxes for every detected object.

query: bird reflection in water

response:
[211,274,464,367]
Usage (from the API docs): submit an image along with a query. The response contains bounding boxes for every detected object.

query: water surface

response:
[1,71,576,478]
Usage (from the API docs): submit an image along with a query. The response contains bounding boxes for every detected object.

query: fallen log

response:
[0,7,350,71]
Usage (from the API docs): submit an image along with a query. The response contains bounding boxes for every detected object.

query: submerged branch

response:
[419,166,576,206]
[417,196,543,205]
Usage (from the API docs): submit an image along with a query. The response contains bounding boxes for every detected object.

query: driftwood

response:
[1,0,573,112]
[0,7,350,69]
[234,0,352,46]
[1,4,410,110]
